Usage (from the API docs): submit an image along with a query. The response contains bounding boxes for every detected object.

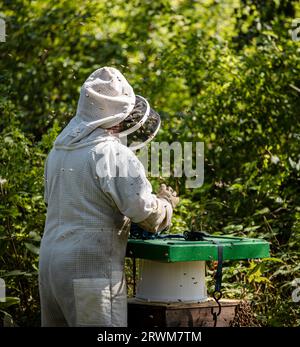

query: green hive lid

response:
[126,236,270,262]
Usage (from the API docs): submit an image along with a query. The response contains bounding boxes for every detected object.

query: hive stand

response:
[126,235,270,327]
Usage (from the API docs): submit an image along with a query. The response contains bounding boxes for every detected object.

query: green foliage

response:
[0,0,299,326]
[0,116,60,325]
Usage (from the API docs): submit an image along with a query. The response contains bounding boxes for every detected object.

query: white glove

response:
[156,184,180,209]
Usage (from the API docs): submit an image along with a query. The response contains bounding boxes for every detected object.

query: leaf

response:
[254,207,270,216]
[244,225,261,232]
[261,257,284,264]
[0,297,20,308]
[24,243,40,255]
[223,224,244,232]
[0,270,28,277]
[28,231,41,242]
[228,183,243,192]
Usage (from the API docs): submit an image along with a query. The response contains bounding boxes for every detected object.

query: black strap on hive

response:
[210,241,223,327]
[132,257,137,297]
[214,243,223,292]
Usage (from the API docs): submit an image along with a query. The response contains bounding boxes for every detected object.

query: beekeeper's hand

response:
[156,184,180,209]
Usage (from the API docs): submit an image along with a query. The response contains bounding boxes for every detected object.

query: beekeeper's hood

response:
[54,67,160,151]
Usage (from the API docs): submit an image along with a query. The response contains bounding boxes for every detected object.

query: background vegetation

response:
[0,0,299,326]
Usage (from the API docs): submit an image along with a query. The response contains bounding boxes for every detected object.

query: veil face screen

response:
[126,108,160,148]
[118,95,148,134]
[117,95,161,149]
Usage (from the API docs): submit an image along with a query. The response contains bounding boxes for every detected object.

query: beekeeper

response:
[39,67,179,327]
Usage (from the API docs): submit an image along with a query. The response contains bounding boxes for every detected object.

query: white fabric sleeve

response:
[94,141,173,232]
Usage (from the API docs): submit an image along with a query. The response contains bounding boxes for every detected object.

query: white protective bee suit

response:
[39,67,174,327]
